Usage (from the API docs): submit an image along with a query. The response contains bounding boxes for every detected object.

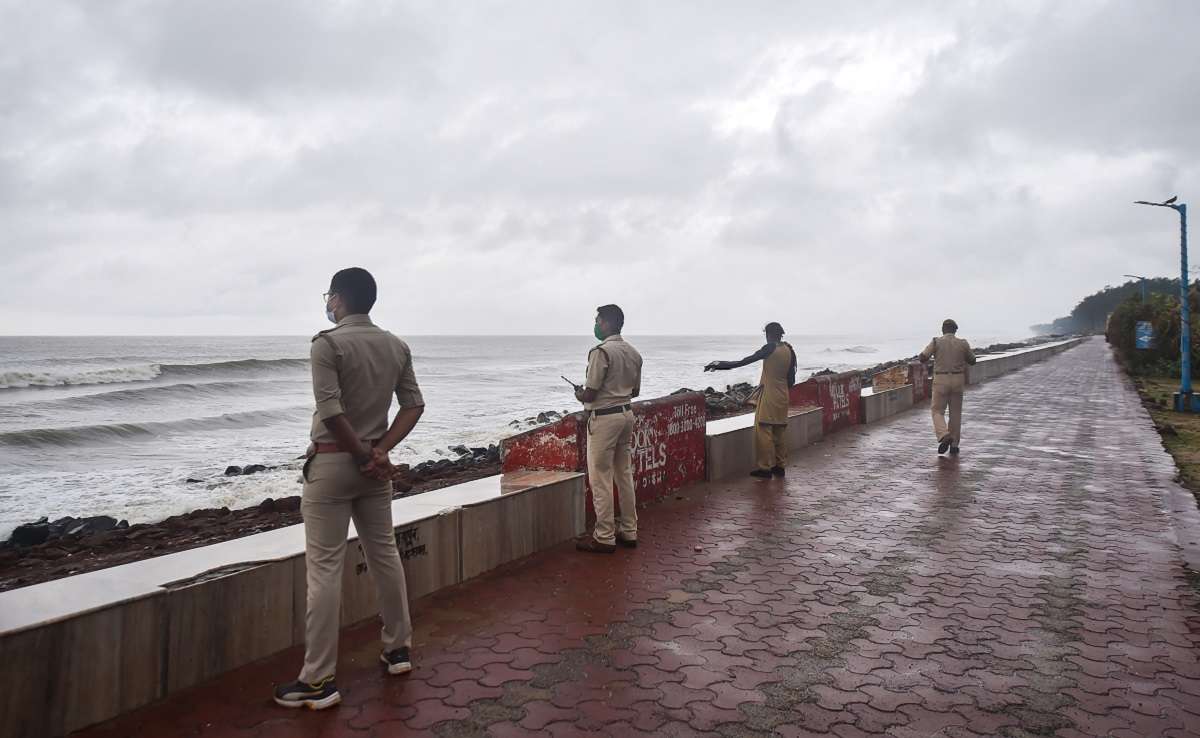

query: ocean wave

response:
[4,380,286,411]
[159,358,308,378]
[0,358,308,390]
[823,345,879,354]
[0,407,310,448]
[0,365,162,390]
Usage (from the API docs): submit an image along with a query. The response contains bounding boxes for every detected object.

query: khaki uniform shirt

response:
[309,314,424,443]
[920,334,976,374]
[584,334,643,411]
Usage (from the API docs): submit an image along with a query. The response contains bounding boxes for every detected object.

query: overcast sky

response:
[1,1,1197,337]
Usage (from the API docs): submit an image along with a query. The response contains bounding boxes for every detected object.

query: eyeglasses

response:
[322,292,336,303]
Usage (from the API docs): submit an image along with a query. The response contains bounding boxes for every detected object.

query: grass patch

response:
[1130,376,1200,504]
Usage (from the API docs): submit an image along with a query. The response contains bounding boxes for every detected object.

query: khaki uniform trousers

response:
[931,373,966,443]
[587,409,637,545]
[755,422,787,470]
[299,453,412,683]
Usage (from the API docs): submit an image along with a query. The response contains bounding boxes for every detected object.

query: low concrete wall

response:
[860,384,915,424]
[459,473,586,580]
[0,470,582,738]
[857,340,1081,426]
[1,592,164,738]
[967,337,1082,385]
[704,407,823,481]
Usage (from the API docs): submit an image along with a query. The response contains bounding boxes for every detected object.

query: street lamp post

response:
[1135,197,1191,411]
[1123,274,1148,302]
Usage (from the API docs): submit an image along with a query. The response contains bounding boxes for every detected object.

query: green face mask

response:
[594,325,605,341]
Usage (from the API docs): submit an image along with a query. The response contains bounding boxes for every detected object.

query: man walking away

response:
[705,322,798,478]
[575,304,643,554]
[920,318,976,456]
[274,267,426,710]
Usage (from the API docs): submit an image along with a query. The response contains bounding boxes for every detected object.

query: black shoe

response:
[273,677,341,710]
[770,466,785,477]
[949,446,960,456]
[576,537,616,553]
[616,533,638,549]
[381,647,412,675]
[937,435,952,454]
[750,469,773,479]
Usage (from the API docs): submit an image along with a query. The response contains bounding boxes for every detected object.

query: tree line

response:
[1032,277,1182,335]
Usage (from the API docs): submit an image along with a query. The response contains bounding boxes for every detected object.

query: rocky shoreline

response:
[0,335,1066,592]
[0,445,504,592]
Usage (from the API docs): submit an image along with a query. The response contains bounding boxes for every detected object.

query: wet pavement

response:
[75,337,1200,737]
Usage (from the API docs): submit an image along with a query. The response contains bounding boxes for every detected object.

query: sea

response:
[0,332,1031,538]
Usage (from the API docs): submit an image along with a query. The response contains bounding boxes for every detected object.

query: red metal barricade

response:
[499,392,708,522]
[789,371,862,434]
[627,393,707,505]
[500,413,586,474]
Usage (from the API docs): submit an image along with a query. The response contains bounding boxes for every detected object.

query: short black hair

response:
[596,304,625,332]
[942,319,958,334]
[329,268,377,314]
[764,322,784,337]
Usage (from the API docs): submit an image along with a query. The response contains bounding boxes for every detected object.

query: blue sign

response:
[1136,321,1153,349]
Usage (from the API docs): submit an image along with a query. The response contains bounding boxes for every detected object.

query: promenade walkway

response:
[76,337,1200,737]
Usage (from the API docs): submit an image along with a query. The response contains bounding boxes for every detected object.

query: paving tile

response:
[517,701,578,731]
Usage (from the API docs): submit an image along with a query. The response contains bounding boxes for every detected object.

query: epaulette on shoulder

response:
[311,325,344,343]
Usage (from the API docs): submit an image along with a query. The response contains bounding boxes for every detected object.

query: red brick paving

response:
[74,338,1200,737]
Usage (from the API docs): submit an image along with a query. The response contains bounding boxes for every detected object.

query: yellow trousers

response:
[587,409,637,545]
[931,374,965,443]
[298,454,412,683]
[755,422,787,470]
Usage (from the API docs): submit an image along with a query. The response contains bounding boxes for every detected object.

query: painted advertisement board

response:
[789,371,863,433]
[499,392,708,519]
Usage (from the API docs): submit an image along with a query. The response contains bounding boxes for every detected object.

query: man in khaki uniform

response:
[574,304,643,554]
[274,267,426,710]
[705,322,798,478]
[920,318,976,456]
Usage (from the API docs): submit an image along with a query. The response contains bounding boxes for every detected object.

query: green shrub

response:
[1106,289,1200,375]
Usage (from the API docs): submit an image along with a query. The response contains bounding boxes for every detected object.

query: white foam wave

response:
[0,365,162,389]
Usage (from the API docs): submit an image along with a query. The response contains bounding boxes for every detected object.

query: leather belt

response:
[311,439,379,455]
[593,404,631,416]
[935,371,964,375]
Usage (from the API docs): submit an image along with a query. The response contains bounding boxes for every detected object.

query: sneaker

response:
[749,469,773,479]
[616,533,638,549]
[770,466,785,477]
[949,446,960,456]
[381,647,412,675]
[273,677,341,710]
[576,537,616,553]
[937,435,952,454]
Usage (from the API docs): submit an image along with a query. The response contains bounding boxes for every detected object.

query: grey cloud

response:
[78,0,440,101]
[1,1,1197,336]
[900,2,1200,158]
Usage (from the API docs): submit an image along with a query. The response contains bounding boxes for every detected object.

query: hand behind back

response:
[359,447,395,481]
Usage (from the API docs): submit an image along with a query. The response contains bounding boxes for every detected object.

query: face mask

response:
[594,325,604,341]
[325,299,337,324]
